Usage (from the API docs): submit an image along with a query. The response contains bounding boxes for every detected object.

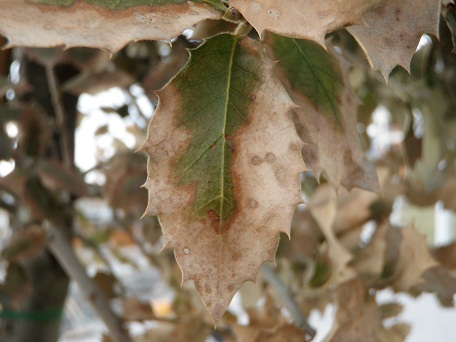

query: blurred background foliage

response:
[1,4,456,341]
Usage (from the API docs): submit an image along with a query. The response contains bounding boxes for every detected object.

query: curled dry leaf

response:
[230,0,382,46]
[0,0,224,52]
[141,33,305,323]
[347,0,441,79]
[265,33,379,193]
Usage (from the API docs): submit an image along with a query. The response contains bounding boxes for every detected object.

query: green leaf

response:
[141,33,305,323]
[266,32,379,192]
[174,34,258,222]
[267,33,342,126]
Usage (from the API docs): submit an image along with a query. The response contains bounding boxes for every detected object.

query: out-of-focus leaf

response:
[191,19,237,40]
[23,176,64,222]
[141,33,305,323]
[354,222,388,278]
[36,159,88,196]
[443,3,456,53]
[433,242,456,269]
[17,105,52,158]
[104,153,147,214]
[418,267,456,307]
[265,33,379,192]
[0,0,225,53]
[379,302,403,320]
[392,225,438,291]
[135,315,209,342]
[1,225,47,263]
[93,272,117,300]
[25,47,65,67]
[63,70,134,95]
[326,277,410,342]
[309,185,355,283]
[94,124,109,136]
[0,104,22,123]
[122,297,155,321]
[0,167,30,197]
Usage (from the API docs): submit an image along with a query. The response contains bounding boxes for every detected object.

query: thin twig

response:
[123,88,148,127]
[47,226,132,342]
[262,263,316,340]
[45,65,72,169]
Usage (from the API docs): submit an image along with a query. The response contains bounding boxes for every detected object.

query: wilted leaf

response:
[141,33,305,323]
[347,0,441,79]
[392,225,438,291]
[0,1,224,52]
[266,33,379,192]
[230,0,381,46]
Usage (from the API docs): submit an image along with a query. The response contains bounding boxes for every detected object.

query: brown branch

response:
[47,226,132,342]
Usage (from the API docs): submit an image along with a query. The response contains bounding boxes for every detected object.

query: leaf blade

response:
[141,33,305,323]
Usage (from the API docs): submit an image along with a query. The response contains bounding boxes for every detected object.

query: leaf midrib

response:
[219,35,238,227]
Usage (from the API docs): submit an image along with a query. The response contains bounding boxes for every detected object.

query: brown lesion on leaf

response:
[265,152,276,163]
[248,198,258,209]
[251,155,263,165]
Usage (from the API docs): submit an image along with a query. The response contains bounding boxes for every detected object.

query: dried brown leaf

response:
[0,1,223,53]
[347,0,441,79]
[392,225,438,291]
[230,0,381,46]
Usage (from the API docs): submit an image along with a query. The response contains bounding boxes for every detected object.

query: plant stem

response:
[45,65,72,169]
[48,226,132,342]
[262,263,316,340]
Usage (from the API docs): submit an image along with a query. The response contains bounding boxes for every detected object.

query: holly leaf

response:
[347,0,441,79]
[0,0,224,53]
[230,0,381,46]
[266,33,379,192]
[141,33,305,323]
